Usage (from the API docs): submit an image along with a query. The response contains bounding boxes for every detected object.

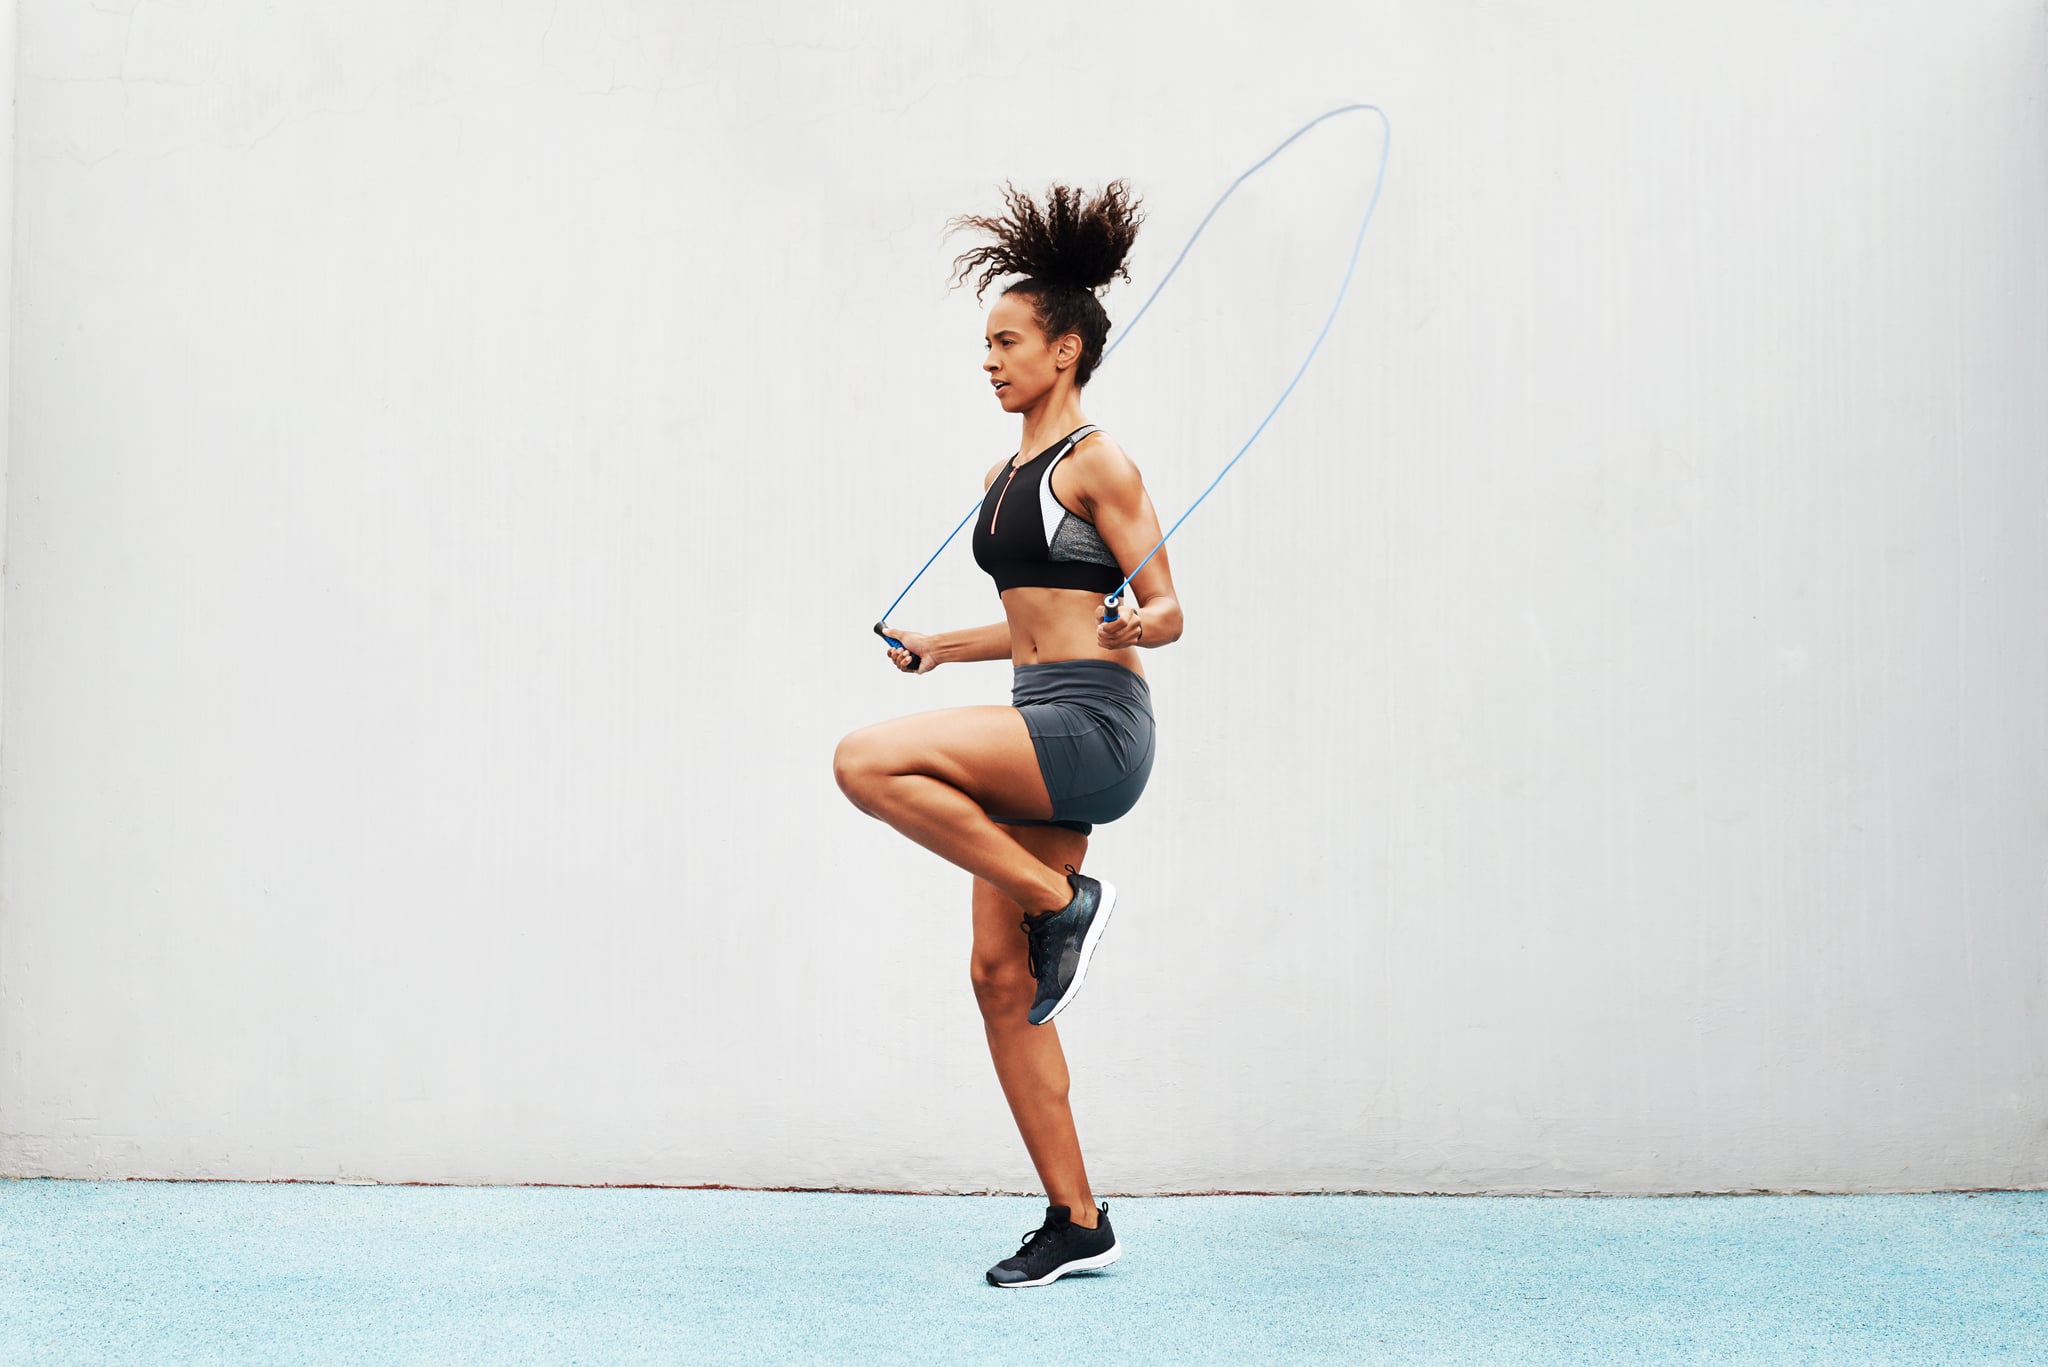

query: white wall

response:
[3,1,2043,1193]
[0,0,12,885]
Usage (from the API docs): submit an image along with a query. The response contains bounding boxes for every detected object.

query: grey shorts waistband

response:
[1011,659,1155,705]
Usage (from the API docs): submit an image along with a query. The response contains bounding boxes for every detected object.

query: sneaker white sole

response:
[1039,879,1116,1024]
[991,1237,1123,1288]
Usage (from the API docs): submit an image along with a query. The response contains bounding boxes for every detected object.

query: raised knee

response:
[832,732,884,805]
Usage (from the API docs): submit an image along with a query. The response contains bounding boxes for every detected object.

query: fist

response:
[885,630,937,674]
[1096,601,1142,650]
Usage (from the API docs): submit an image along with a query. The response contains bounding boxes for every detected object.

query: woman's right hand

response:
[886,630,938,674]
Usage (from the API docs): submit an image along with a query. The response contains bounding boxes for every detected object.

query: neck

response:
[1017,390,1087,462]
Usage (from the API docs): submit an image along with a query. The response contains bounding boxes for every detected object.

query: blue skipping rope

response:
[875,102,1392,668]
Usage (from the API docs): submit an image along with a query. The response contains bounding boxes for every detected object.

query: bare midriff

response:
[1002,585,1145,678]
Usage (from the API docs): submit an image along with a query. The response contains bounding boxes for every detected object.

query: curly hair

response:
[945,179,1145,389]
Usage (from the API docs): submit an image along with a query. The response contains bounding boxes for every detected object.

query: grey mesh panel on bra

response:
[1048,511,1120,568]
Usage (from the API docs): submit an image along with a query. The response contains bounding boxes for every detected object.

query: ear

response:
[1054,332,1083,371]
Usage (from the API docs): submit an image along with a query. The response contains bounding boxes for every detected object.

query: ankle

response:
[1069,1204,1099,1229]
[1029,874,1076,918]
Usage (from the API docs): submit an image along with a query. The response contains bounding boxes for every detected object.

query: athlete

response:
[832,179,1183,1288]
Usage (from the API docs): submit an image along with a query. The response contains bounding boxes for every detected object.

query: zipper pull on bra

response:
[989,467,1020,534]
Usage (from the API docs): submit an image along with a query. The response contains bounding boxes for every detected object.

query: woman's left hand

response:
[1096,600,1143,650]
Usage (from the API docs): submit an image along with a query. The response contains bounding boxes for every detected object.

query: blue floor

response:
[1,1182,2043,1363]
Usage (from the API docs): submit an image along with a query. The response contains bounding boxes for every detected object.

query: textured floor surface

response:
[0,1183,2043,1363]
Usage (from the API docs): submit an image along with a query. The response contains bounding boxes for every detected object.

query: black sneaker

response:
[1019,866,1118,1026]
[985,1202,1121,1288]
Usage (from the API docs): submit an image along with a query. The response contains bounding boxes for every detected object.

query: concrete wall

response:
[3,1,2043,1193]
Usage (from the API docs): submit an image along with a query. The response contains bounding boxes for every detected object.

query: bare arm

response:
[1074,438,1185,649]
[884,616,1013,672]
[931,620,1013,664]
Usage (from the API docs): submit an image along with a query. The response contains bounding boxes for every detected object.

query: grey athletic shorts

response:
[994,658,1156,837]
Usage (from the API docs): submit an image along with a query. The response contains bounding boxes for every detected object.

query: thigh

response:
[971,823,1090,975]
[848,705,1057,823]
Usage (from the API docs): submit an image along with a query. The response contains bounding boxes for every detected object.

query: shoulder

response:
[982,456,1008,492]
[1063,429,1146,511]
[1068,428,1140,476]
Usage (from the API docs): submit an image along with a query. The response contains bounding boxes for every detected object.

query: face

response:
[983,290,1079,412]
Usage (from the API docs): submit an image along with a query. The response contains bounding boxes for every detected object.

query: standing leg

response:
[969,823,1102,1229]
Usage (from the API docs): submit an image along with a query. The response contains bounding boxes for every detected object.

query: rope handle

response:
[873,622,920,672]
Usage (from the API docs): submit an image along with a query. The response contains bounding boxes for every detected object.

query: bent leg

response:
[969,823,1101,1228]
[833,706,1075,916]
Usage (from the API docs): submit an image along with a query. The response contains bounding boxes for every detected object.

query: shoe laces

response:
[1013,1213,1064,1256]
[1017,865,1080,979]
[1018,913,1051,980]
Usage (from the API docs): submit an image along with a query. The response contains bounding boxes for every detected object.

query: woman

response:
[832,179,1183,1289]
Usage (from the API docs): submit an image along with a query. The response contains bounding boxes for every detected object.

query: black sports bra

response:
[970,425,1126,594]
